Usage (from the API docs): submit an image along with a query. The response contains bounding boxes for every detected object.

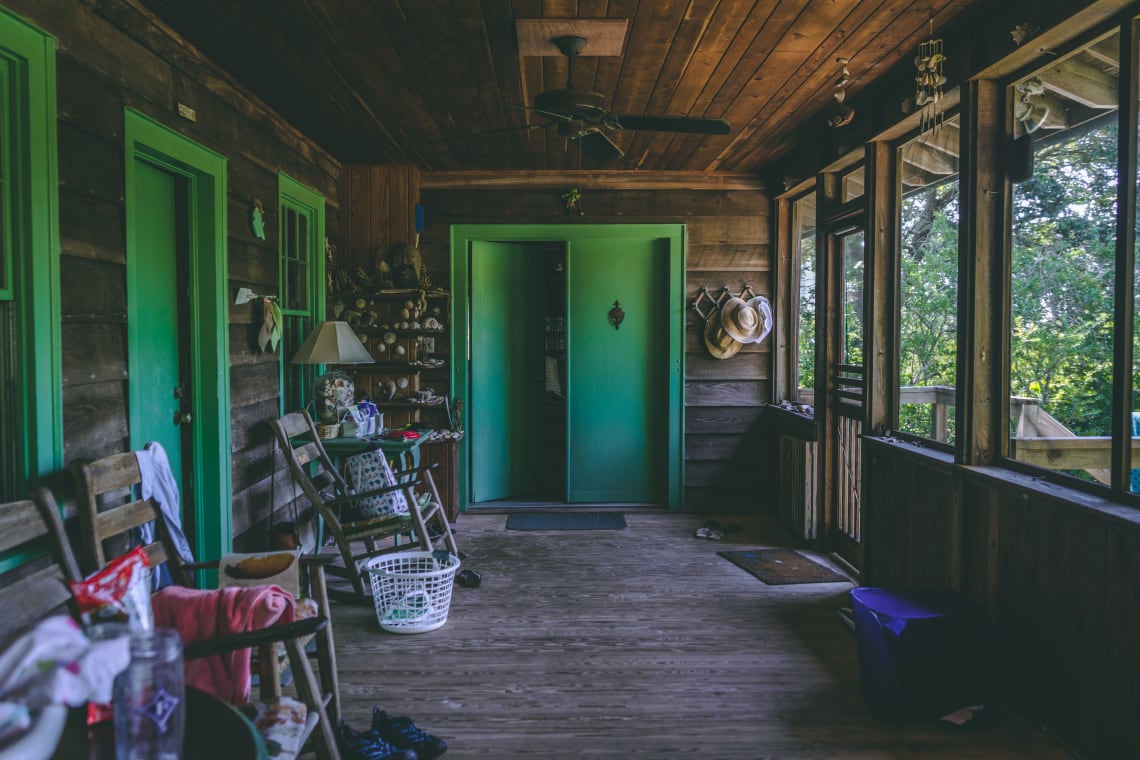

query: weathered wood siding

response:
[3,0,340,549]
[419,174,772,512]
[863,438,1140,759]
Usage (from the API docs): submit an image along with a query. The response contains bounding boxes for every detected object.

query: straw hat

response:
[720,296,764,343]
[703,309,743,359]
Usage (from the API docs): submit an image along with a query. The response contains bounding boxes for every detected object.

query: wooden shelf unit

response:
[334,289,451,428]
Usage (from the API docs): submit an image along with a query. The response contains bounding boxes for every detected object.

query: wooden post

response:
[957,80,1007,465]
[864,140,897,438]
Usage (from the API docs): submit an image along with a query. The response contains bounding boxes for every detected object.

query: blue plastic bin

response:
[849,587,988,721]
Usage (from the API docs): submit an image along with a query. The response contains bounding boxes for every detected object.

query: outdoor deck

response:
[327,511,1070,758]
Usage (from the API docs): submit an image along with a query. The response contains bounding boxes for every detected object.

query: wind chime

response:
[914,19,947,134]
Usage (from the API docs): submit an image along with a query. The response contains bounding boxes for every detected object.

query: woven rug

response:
[506,512,627,531]
[718,548,848,585]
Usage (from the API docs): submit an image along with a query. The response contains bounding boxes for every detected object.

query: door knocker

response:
[608,300,625,330]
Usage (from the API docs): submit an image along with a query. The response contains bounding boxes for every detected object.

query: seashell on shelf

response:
[397,376,409,389]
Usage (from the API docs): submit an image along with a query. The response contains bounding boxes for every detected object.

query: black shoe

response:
[371,708,448,759]
[337,720,418,760]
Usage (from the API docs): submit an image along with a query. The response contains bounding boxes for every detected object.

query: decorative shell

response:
[376,342,387,352]
[399,307,411,320]
[356,333,368,344]
[394,344,407,356]
[383,332,397,344]
[397,376,409,389]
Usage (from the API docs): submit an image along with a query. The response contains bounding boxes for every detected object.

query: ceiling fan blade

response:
[453,122,549,141]
[578,130,624,162]
[613,115,731,134]
[502,101,573,122]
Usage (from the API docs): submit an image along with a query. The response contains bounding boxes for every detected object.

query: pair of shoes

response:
[337,720,417,760]
[373,708,448,759]
[457,569,481,588]
[704,519,741,533]
[694,527,724,540]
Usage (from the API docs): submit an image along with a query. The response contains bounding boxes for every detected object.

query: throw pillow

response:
[344,451,409,518]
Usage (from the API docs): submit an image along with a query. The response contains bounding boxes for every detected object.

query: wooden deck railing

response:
[899,386,1132,480]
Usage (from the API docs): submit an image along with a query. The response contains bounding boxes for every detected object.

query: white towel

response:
[136,441,194,566]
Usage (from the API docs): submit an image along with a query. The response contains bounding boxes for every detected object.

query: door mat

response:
[717,548,849,585]
[506,512,627,531]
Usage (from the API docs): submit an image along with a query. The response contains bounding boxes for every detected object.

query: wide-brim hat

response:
[720,296,764,343]
[703,309,742,359]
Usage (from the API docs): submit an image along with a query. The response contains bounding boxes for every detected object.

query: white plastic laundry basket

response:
[364,551,460,633]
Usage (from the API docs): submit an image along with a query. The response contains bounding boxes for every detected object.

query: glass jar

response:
[113,628,184,760]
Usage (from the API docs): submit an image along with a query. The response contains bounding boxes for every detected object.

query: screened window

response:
[841,230,865,366]
[897,116,961,443]
[278,174,325,414]
[1008,29,1121,487]
[792,192,816,402]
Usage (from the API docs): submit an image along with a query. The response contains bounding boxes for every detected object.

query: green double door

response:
[469,238,668,505]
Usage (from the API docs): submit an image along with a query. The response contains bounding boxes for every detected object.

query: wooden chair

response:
[270,409,458,601]
[0,488,82,642]
[71,453,341,760]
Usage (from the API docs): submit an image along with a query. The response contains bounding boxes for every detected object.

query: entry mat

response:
[506,512,627,531]
[718,548,849,585]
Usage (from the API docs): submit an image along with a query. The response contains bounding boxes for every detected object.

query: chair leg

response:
[285,636,341,760]
[308,563,340,724]
[421,470,459,555]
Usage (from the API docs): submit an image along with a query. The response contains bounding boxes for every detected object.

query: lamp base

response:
[313,370,355,424]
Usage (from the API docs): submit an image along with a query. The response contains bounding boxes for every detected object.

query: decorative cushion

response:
[345,451,409,519]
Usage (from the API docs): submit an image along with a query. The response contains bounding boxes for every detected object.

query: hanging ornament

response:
[914,20,947,135]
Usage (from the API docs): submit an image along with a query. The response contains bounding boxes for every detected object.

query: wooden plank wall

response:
[3,0,340,550]
[335,165,420,274]
[419,173,772,512]
[863,438,1140,759]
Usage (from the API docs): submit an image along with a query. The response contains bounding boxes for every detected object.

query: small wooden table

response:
[321,429,434,471]
[54,686,267,759]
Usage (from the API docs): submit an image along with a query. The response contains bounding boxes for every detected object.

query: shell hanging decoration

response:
[914,21,947,135]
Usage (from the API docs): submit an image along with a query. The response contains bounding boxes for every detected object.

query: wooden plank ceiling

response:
[136,0,982,173]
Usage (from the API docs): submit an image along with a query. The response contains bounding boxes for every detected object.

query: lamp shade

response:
[290,321,374,365]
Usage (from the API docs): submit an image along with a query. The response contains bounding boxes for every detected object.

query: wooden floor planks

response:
[325,511,1070,758]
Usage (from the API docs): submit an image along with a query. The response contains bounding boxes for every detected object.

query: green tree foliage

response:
[1010,120,1117,437]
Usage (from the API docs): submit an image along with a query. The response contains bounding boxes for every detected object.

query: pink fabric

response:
[151,585,296,705]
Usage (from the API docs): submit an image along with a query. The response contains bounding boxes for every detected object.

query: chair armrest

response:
[323,478,423,506]
[183,616,328,660]
[391,463,440,478]
[183,560,220,572]
[299,555,336,567]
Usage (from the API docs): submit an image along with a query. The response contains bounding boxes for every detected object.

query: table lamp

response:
[290,321,374,424]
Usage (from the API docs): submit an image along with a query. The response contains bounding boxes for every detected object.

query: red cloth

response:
[151,585,296,705]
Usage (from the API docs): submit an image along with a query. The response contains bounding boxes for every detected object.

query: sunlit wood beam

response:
[1040,58,1119,109]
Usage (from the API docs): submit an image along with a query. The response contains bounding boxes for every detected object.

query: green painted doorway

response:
[452,225,685,511]
[131,160,190,503]
[124,109,230,570]
[567,237,668,503]
[469,241,550,502]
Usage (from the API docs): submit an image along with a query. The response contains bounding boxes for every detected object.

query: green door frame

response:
[124,108,231,566]
[0,9,62,495]
[450,224,686,512]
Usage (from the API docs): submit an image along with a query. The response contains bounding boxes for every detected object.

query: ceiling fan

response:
[512,34,731,162]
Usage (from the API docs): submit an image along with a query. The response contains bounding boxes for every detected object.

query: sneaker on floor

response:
[372,708,448,759]
[337,720,418,760]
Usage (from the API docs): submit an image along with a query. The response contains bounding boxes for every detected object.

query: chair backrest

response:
[270,409,352,513]
[71,453,190,586]
[0,488,82,641]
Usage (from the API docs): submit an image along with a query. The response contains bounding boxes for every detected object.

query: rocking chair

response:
[269,409,458,602]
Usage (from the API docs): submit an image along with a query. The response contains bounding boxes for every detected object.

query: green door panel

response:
[469,241,547,502]
[131,160,184,498]
[567,238,667,503]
